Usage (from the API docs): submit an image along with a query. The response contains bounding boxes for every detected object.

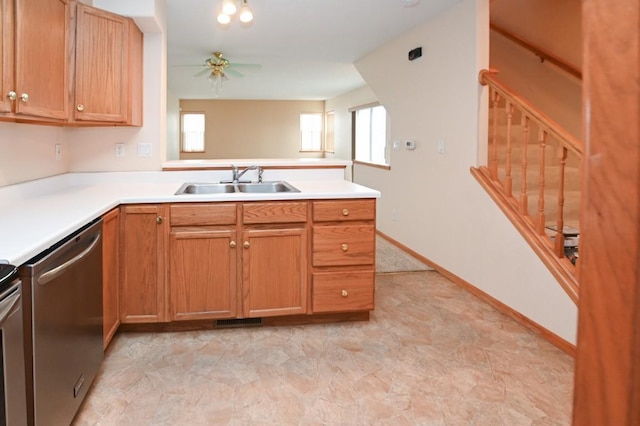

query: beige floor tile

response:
[74,271,574,425]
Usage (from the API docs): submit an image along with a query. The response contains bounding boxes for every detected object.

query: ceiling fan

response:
[193,51,261,80]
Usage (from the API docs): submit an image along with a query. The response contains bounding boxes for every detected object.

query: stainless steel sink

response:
[236,181,300,193]
[175,183,236,194]
[175,181,299,195]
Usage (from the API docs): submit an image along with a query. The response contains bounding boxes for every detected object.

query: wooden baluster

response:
[489,89,500,180]
[536,128,547,234]
[504,101,515,195]
[554,145,568,257]
[520,115,530,214]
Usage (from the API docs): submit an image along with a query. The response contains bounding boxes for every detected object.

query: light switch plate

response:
[137,143,152,157]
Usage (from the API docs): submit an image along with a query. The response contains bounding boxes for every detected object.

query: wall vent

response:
[216,318,263,328]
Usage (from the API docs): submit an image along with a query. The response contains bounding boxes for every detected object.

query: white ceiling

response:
[166,0,459,100]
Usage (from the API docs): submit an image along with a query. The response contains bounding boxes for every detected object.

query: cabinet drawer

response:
[312,271,374,313]
[313,199,375,222]
[170,204,237,226]
[313,225,375,266]
[243,202,307,224]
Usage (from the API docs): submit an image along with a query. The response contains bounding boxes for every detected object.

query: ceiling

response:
[166,0,459,100]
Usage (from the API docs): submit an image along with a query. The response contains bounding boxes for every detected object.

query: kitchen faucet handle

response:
[257,167,264,183]
[230,164,238,182]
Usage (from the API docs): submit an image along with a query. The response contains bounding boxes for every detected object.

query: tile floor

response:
[73,271,574,425]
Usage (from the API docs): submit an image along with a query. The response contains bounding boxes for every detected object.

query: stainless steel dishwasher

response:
[21,219,103,426]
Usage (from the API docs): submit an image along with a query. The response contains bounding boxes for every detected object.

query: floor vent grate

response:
[216,318,263,328]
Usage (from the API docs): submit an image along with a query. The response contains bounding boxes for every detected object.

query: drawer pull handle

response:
[156,216,163,224]
[341,243,348,252]
[341,289,348,297]
[7,91,16,100]
[243,241,250,249]
[77,104,85,112]
[20,93,29,102]
[342,208,350,216]
[230,241,236,248]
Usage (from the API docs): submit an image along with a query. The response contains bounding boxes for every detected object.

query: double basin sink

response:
[175,181,300,195]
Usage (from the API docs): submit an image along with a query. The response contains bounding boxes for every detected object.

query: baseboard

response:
[376,230,576,358]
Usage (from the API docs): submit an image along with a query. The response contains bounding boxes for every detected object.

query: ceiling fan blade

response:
[226,68,244,78]
[230,63,262,69]
[193,68,210,77]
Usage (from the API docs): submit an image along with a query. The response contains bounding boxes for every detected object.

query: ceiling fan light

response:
[221,0,237,15]
[217,12,231,24]
[239,2,253,23]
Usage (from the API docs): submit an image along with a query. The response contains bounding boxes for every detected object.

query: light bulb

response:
[239,3,253,23]
[217,12,231,24]
[221,0,237,15]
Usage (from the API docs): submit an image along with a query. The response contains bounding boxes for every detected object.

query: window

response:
[300,113,323,151]
[324,111,335,153]
[181,112,205,153]
[353,104,388,166]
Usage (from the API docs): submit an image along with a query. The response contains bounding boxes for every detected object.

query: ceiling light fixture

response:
[217,0,253,25]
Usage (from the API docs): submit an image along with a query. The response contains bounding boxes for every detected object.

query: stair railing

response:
[473,69,583,303]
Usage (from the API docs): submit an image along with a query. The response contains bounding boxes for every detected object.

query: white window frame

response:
[180,112,206,153]
[300,112,323,152]
[351,103,389,167]
[324,110,335,153]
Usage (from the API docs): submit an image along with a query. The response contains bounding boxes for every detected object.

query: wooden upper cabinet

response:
[1,0,69,121]
[0,0,13,114]
[73,2,142,125]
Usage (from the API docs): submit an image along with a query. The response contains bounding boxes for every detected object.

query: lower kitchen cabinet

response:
[118,198,375,327]
[119,204,168,323]
[311,199,376,313]
[102,207,119,348]
[312,271,375,313]
[169,229,237,320]
[242,227,308,317]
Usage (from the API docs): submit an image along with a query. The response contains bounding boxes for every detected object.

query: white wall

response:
[0,123,68,186]
[350,0,577,344]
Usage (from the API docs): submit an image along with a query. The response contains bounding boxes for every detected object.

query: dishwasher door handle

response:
[38,233,101,286]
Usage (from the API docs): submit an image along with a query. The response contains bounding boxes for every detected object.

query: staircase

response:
[472,70,582,304]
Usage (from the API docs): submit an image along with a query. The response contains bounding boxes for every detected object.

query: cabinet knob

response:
[243,241,250,249]
[342,208,350,216]
[341,289,348,297]
[230,241,236,248]
[20,93,29,102]
[76,104,84,112]
[7,91,16,101]
[156,216,163,224]
[341,243,348,252]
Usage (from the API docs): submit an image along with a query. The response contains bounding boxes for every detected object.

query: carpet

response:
[376,235,432,273]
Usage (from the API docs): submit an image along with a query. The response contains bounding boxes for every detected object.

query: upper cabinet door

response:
[73,3,128,123]
[0,0,14,114]
[13,0,69,120]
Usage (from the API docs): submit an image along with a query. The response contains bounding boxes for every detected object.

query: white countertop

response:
[0,171,379,266]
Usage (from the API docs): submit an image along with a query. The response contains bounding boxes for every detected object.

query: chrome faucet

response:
[230,164,262,183]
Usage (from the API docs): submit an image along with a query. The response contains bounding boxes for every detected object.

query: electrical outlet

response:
[55,144,62,161]
[115,143,125,157]
[437,140,445,154]
[137,143,152,158]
